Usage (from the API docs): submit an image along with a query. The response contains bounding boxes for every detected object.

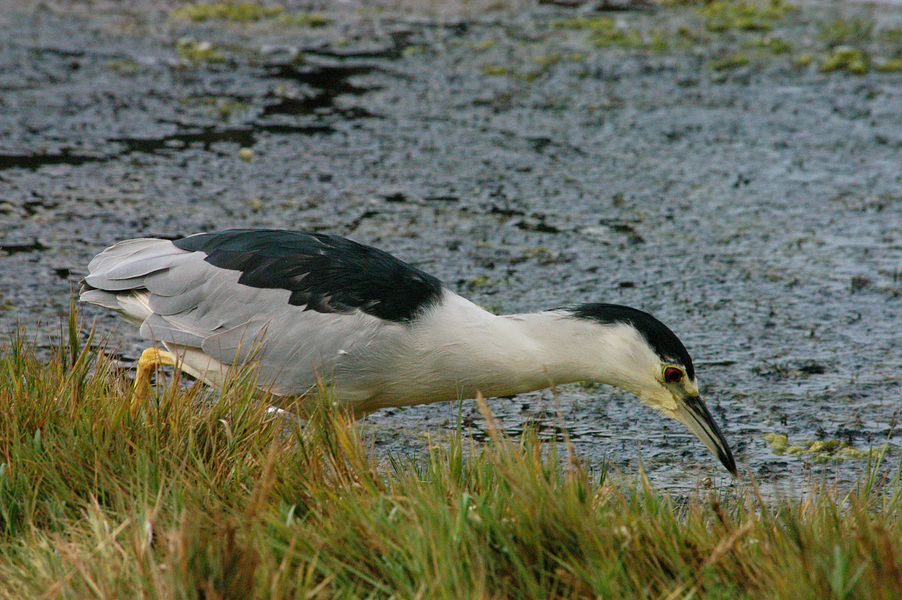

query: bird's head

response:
[571,304,737,476]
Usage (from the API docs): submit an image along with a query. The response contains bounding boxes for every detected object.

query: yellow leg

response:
[133,347,179,400]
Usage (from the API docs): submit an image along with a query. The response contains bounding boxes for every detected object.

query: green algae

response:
[171,2,284,22]
[765,432,890,462]
[176,39,225,63]
[709,52,750,70]
[820,46,870,75]
[699,0,795,33]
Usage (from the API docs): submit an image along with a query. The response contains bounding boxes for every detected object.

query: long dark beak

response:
[673,394,737,476]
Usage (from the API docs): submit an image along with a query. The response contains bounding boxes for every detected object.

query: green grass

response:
[1,313,902,598]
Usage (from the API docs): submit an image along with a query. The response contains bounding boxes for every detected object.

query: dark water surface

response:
[1,0,900,495]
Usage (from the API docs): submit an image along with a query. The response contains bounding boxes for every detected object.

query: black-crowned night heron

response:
[80,228,737,475]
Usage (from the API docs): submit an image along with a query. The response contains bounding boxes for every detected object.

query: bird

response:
[80,228,737,475]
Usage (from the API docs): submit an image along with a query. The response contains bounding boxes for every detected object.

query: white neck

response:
[377,292,645,408]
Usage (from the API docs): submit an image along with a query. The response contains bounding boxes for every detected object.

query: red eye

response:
[664,367,684,384]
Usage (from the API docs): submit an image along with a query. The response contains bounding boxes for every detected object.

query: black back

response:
[570,303,695,380]
[174,229,444,322]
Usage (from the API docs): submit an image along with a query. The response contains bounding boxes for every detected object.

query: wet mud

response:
[1,0,901,495]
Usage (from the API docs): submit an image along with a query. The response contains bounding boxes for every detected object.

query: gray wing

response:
[81,238,407,399]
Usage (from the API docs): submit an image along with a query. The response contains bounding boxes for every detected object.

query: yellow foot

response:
[133,347,179,401]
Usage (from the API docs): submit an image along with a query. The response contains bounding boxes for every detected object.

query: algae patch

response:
[709,52,750,71]
[874,58,902,72]
[818,18,873,47]
[171,2,284,22]
[698,0,795,33]
[170,2,329,27]
[820,46,870,75]
[551,16,667,51]
[176,39,225,63]
[764,432,889,463]
[742,35,791,55]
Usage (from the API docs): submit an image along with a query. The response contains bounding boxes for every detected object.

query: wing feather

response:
[141,257,213,297]
[85,239,189,287]
[80,231,420,401]
[139,313,208,349]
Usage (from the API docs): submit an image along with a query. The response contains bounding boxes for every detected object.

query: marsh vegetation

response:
[0,317,899,598]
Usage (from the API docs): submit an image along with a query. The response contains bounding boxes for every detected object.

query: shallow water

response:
[1,0,900,495]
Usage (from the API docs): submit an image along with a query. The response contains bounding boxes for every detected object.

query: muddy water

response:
[1,0,900,495]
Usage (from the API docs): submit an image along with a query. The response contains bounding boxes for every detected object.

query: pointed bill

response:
[673,394,737,476]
